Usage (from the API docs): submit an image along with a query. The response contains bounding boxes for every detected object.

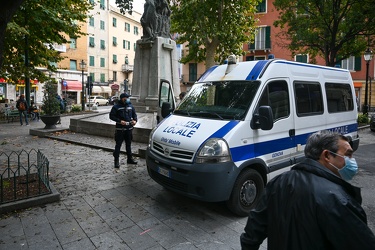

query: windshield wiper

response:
[190,111,223,120]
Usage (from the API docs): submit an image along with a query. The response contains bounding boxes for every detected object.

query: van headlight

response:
[196,138,231,163]
[148,127,157,148]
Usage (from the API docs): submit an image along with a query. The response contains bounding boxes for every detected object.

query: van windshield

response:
[175,81,260,120]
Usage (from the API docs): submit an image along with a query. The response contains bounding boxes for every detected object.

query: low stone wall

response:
[69,115,151,143]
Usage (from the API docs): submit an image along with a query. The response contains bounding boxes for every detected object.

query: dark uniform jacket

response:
[109,100,137,130]
[240,158,375,250]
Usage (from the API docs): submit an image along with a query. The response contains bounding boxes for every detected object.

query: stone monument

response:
[131,0,180,110]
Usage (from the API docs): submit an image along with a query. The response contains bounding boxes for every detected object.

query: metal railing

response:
[0,149,51,204]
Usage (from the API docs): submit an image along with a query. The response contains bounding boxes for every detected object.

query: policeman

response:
[109,93,138,168]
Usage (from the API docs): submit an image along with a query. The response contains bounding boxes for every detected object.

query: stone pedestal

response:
[131,37,180,109]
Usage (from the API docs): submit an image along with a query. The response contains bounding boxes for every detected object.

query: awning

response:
[353,82,362,88]
[62,80,82,91]
[111,84,119,90]
[92,86,112,94]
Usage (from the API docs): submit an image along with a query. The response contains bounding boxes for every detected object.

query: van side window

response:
[259,81,290,121]
[294,82,323,116]
[325,83,354,112]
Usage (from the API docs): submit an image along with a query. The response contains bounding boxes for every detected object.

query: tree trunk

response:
[205,38,219,70]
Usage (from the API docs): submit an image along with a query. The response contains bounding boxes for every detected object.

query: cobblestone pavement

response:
[1,116,373,250]
[0,116,267,250]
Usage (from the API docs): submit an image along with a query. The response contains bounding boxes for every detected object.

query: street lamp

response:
[124,55,129,93]
[363,47,373,115]
[79,60,86,111]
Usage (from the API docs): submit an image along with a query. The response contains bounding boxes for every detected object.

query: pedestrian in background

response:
[109,93,138,168]
[16,94,29,126]
[240,130,375,250]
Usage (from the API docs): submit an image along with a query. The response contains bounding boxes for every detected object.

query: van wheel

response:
[226,169,264,216]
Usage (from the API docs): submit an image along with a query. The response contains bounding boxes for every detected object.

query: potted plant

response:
[40,80,61,129]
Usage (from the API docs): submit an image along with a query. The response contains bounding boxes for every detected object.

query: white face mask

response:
[328,151,358,181]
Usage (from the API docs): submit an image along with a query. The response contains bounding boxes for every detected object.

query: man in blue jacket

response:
[109,93,138,168]
[240,130,375,250]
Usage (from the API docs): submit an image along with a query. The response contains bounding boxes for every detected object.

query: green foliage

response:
[70,105,81,113]
[115,0,134,14]
[170,0,261,70]
[1,0,92,83]
[273,0,375,66]
[42,80,60,116]
[357,114,369,124]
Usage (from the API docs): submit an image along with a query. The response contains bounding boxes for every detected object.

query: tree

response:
[115,0,134,15]
[0,0,25,68]
[170,0,261,70]
[1,0,92,83]
[273,0,375,66]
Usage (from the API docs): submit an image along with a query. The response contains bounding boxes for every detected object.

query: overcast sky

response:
[109,0,145,13]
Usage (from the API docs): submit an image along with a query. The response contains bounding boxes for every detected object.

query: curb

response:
[0,182,60,214]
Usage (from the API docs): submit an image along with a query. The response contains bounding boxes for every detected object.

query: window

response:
[70,38,76,49]
[295,54,308,63]
[134,42,136,51]
[325,83,354,113]
[256,0,266,13]
[100,0,105,9]
[100,20,105,30]
[113,37,117,46]
[123,40,130,50]
[100,73,105,82]
[134,26,139,35]
[70,60,77,70]
[113,17,117,27]
[258,81,290,121]
[89,0,94,5]
[89,56,95,66]
[89,17,94,27]
[113,71,117,81]
[249,26,271,50]
[339,56,361,71]
[89,37,95,47]
[100,40,105,50]
[100,58,105,67]
[90,73,95,82]
[125,22,130,32]
[294,82,323,116]
[113,54,117,64]
[189,63,197,82]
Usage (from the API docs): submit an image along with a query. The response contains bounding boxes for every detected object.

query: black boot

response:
[114,157,120,168]
[127,158,137,165]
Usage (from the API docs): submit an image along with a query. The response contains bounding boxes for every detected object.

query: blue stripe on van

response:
[209,120,239,138]
[198,65,219,82]
[246,60,268,80]
[231,123,358,162]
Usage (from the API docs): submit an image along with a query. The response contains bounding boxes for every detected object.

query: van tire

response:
[226,169,264,217]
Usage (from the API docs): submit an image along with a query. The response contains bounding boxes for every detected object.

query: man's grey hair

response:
[304,130,348,160]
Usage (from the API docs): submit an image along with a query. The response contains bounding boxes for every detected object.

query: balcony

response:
[122,64,134,73]
[47,43,66,53]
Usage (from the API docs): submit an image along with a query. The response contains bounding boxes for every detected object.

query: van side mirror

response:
[161,102,173,118]
[251,106,274,130]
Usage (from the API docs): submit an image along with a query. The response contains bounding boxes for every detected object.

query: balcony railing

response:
[122,64,134,73]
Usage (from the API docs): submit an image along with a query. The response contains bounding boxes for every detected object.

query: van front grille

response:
[152,142,195,161]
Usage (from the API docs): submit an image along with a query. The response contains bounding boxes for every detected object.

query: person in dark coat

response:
[16,94,29,126]
[109,93,138,168]
[240,130,375,250]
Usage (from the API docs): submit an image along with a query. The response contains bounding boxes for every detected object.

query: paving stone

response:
[77,215,112,237]
[61,237,96,250]
[104,213,136,232]
[90,231,131,250]
[116,224,158,250]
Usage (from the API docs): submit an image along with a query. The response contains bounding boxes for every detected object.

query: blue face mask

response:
[125,99,130,104]
[328,151,358,181]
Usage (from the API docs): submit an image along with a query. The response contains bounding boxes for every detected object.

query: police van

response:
[146,56,360,216]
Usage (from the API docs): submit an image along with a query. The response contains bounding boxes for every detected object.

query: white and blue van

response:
[146,56,360,216]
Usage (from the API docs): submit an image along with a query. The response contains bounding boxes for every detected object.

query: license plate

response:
[158,167,170,178]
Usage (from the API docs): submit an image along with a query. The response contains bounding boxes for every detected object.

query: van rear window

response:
[325,83,354,113]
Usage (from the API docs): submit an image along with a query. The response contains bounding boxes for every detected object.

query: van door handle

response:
[289,129,295,137]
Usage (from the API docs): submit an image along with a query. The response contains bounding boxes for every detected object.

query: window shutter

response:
[265,26,271,49]
[354,56,361,71]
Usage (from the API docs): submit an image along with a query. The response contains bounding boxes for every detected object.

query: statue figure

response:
[141,0,171,41]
